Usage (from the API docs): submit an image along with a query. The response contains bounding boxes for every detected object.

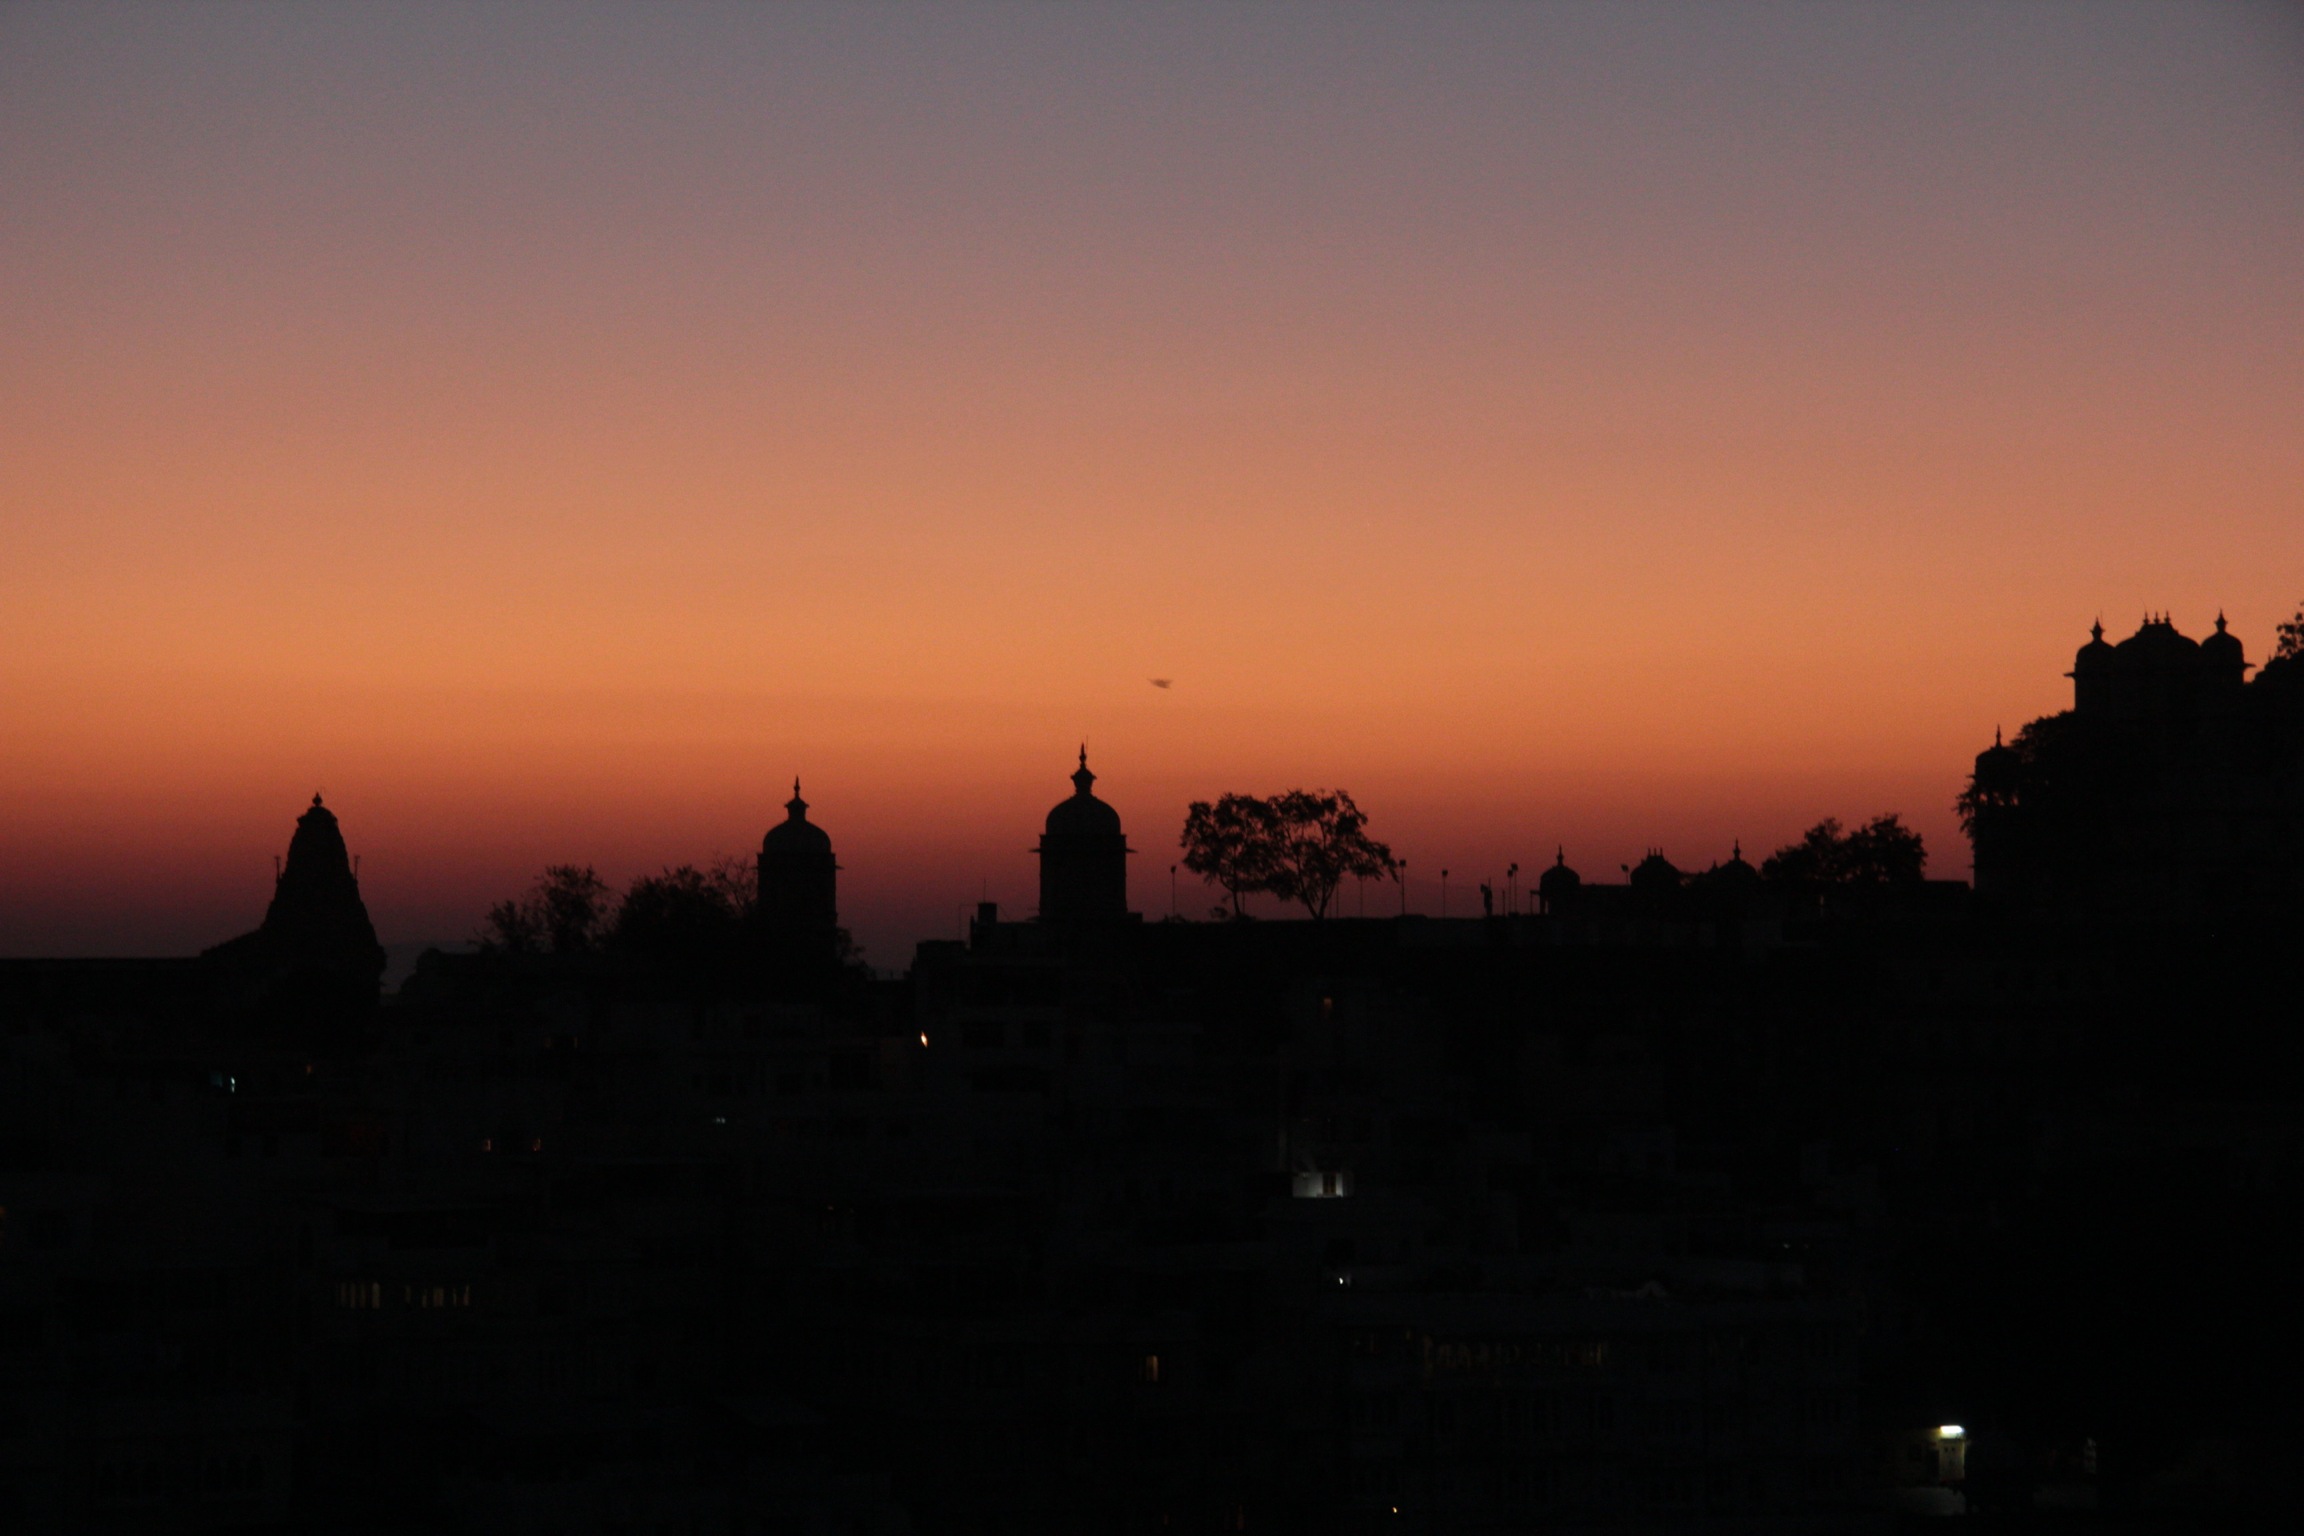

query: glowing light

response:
[919,1032,930,1047]
[1938,1424,1966,1440]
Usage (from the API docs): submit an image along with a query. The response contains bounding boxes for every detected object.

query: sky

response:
[3,1,2300,966]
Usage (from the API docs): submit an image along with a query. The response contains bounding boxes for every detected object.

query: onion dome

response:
[2201,611,2246,684]
[1629,849,1683,894]
[1037,747,1129,936]
[2072,619,2114,675]
[1536,847,1582,905]
[764,779,832,855]
[1712,839,1762,892]
[1044,747,1123,838]
[1972,726,2021,796]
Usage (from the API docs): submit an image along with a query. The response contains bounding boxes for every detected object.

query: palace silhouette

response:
[1,613,2298,1532]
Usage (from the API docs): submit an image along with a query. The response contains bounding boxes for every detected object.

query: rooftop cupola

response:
[2071,619,2117,713]
[2201,611,2247,687]
[1037,746,1129,936]
[1536,847,1582,915]
[759,778,838,961]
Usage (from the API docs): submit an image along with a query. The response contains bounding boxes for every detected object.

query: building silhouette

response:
[199,792,385,1025]
[4,685,2302,1532]
[758,778,839,963]
[1966,612,2304,915]
[1035,747,1131,939]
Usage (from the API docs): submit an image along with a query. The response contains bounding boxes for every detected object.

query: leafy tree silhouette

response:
[1182,790,1396,919]
[2276,596,2304,662]
[479,864,613,954]
[1761,815,1926,890]
[1180,794,1279,919]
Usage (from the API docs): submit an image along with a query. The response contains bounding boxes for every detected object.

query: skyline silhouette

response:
[6,4,2301,966]
[10,606,2299,970]
[4,599,2298,1530]
[3,8,2301,1526]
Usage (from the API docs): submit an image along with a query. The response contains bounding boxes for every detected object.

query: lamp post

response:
[1507,862,1519,915]
[1169,864,1178,919]
[1396,859,1408,917]
[1440,868,1449,918]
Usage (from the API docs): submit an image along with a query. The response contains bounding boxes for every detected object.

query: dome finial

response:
[1995,725,2003,746]
[786,778,808,819]
[312,791,323,807]
[1072,745,1096,797]
[2092,618,2104,642]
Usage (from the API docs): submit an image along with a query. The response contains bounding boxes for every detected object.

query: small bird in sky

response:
[1149,678,1173,690]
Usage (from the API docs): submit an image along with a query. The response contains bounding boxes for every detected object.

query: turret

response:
[1036,748,1130,939]
[2071,620,2115,714]
[759,780,839,962]
[2201,611,2247,689]
[1535,848,1581,916]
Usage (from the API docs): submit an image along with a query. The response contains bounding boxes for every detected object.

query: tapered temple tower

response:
[203,793,386,1025]
[260,794,385,973]
[1036,748,1130,938]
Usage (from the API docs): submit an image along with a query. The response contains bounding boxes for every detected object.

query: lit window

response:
[1142,1353,1161,1384]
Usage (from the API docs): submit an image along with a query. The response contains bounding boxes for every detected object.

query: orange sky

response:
[4,3,2301,964]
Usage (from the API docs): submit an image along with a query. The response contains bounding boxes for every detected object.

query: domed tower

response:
[1535,848,1581,916]
[1037,748,1130,937]
[1966,728,2024,897]
[2071,620,2115,714]
[261,794,385,979]
[2201,611,2247,690]
[1629,849,1683,895]
[759,780,838,959]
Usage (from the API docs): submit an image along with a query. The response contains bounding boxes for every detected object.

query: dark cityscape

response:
[5,5,2301,1532]
[4,609,2303,1531]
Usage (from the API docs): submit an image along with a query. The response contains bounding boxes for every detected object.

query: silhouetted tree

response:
[2277,597,2304,662]
[611,863,749,967]
[1189,789,1395,920]
[1181,794,1279,919]
[1762,815,1925,889]
[479,864,614,954]
[1262,790,1395,919]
